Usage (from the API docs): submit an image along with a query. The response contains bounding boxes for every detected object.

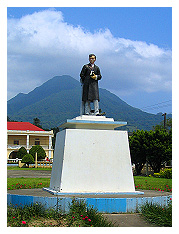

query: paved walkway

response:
[8,188,171,198]
[102,213,156,227]
[7,169,52,178]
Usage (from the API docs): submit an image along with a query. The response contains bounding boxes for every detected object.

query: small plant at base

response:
[7,203,63,227]
[7,201,112,227]
[66,199,112,227]
[140,200,172,227]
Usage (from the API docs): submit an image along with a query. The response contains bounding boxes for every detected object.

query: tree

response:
[51,127,59,148]
[146,130,172,172]
[129,129,172,174]
[33,118,42,128]
[29,145,46,160]
[153,117,172,133]
[16,146,27,159]
[7,116,16,122]
[166,118,172,130]
[129,130,147,175]
[21,154,34,167]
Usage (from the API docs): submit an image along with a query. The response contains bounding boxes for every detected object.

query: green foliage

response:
[33,117,43,129]
[7,200,112,227]
[7,178,50,190]
[153,168,172,179]
[141,201,172,227]
[7,203,62,227]
[16,146,27,159]
[134,176,172,192]
[129,129,172,173]
[153,117,172,133]
[21,154,34,166]
[129,130,147,175]
[29,145,46,160]
[51,127,59,148]
[7,174,172,192]
[146,130,172,173]
[67,199,112,227]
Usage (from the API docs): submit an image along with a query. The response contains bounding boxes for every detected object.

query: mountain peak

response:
[7,75,165,130]
[29,75,80,96]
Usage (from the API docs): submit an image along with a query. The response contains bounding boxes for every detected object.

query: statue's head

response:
[89,54,96,64]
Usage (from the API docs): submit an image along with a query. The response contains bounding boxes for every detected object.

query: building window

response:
[14,140,19,145]
[35,141,40,145]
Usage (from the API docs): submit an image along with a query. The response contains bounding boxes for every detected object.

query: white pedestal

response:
[49,116,135,193]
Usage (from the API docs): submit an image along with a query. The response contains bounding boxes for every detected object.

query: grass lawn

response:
[7,176,172,192]
[7,178,50,190]
[134,176,172,192]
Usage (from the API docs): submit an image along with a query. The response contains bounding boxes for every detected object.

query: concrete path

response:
[8,188,171,198]
[102,213,156,227]
[7,169,52,178]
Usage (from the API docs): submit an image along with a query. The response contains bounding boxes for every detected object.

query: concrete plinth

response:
[7,189,172,213]
[48,116,136,194]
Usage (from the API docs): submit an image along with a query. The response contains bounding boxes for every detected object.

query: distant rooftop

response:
[7,122,44,131]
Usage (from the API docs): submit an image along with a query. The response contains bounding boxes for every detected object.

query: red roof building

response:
[7,122,54,160]
[7,122,45,131]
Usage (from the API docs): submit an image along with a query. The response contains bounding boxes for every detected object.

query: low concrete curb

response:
[7,189,172,213]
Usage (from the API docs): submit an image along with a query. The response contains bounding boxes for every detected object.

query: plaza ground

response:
[7,169,172,227]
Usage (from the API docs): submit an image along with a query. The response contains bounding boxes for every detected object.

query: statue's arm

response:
[80,65,87,83]
[96,66,102,80]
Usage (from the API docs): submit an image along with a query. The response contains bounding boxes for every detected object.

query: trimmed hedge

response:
[21,154,34,166]
[29,145,46,160]
[153,168,172,179]
[16,147,27,159]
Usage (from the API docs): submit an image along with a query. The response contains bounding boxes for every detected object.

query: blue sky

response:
[7,7,172,114]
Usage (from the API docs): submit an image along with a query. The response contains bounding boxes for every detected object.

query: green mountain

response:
[7,75,169,131]
[7,75,79,115]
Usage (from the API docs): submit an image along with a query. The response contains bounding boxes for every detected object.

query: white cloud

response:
[7,9,172,100]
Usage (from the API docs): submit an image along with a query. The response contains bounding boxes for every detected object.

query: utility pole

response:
[162,113,167,129]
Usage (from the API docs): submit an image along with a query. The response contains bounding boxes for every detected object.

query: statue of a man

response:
[80,54,102,115]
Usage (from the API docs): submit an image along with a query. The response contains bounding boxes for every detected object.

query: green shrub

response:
[7,203,61,227]
[153,173,160,178]
[67,199,112,227]
[21,154,34,167]
[29,145,46,160]
[7,200,112,227]
[154,168,172,179]
[16,147,27,159]
[141,200,172,227]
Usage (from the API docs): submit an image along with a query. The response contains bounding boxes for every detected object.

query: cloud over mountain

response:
[7,9,172,100]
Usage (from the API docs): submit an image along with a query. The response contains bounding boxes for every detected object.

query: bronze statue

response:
[80,54,102,115]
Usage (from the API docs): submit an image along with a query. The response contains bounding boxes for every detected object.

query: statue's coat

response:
[80,63,102,102]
